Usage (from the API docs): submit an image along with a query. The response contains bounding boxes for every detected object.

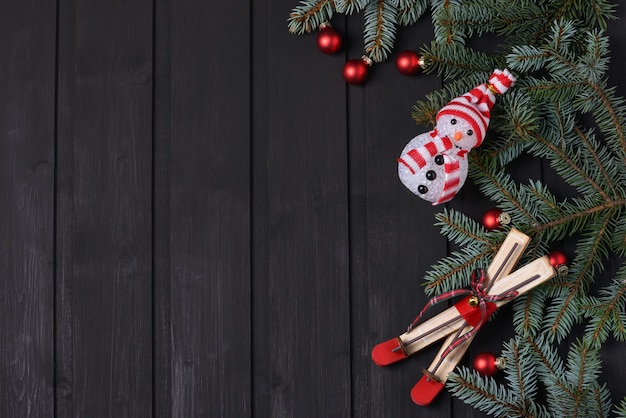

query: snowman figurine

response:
[398,69,516,204]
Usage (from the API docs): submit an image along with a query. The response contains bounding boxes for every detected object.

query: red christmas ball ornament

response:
[317,23,342,54]
[395,50,424,76]
[342,56,371,84]
[548,249,569,275]
[481,208,511,231]
[473,352,506,376]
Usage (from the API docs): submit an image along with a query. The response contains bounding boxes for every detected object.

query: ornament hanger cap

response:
[319,21,331,30]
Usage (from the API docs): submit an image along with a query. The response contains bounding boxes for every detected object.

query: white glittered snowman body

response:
[398,114,475,204]
[397,69,516,205]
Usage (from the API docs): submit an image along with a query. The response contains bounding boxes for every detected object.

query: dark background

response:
[1,1,625,417]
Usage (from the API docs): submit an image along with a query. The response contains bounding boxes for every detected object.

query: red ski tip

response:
[371,337,408,366]
[411,374,445,406]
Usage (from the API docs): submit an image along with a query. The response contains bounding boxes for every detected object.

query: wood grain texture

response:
[0,1,56,417]
[252,1,351,417]
[346,15,454,417]
[152,0,173,416]
[153,1,252,417]
[55,0,153,416]
[0,2,625,417]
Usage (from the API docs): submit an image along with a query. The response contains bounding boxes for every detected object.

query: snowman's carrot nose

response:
[454,131,463,141]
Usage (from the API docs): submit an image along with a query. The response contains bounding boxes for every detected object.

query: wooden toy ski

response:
[370,228,556,406]
[411,255,554,405]
[372,228,530,366]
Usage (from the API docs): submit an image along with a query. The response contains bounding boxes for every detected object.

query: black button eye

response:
[418,185,428,194]
[450,119,457,125]
[467,129,473,136]
[434,155,444,165]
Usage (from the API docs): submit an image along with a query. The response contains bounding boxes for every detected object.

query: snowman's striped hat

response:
[436,69,516,147]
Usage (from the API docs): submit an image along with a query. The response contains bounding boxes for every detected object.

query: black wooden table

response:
[1,1,625,417]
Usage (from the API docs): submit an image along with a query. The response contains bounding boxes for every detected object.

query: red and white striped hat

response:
[436,69,516,147]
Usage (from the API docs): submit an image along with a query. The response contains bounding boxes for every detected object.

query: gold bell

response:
[468,296,479,307]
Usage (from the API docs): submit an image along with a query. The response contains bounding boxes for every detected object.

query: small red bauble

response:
[317,24,342,54]
[395,50,423,76]
[548,250,569,275]
[481,208,511,231]
[473,352,506,376]
[342,57,370,84]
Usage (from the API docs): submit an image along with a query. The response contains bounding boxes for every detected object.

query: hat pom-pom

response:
[488,69,516,95]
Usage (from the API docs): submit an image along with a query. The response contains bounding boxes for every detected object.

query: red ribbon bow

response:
[407,269,518,358]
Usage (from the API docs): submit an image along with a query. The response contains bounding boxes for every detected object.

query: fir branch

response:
[545,212,614,341]
[395,0,429,26]
[529,198,626,237]
[334,0,367,14]
[527,182,560,218]
[420,42,500,78]
[508,45,551,73]
[522,37,626,165]
[502,338,540,402]
[469,152,538,228]
[573,343,591,415]
[592,383,612,418]
[525,336,576,400]
[488,2,549,39]
[432,3,497,41]
[573,124,621,199]
[565,341,609,417]
[513,288,548,338]
[509,34,626,169]
[552,0,617,30]
[553,102,619,197]
[447,368,543,417]
[512,341,526,400]
[486,91,536,153]
[288,0,336,34]
[423,246,491,295]
[526,129,610,201]
[588,81,626,164]
[363,0,398,62]
[548,19,578,53]
[429,0,459,45]
[524,79,587,100]
[434,208,494,249]
[615,397,626,417]
[581,274,626,348]
[483,134,527,166]
[579,30,610,83]
[611,211,626,256]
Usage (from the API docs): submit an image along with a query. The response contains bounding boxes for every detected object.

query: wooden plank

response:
[55,0,153,416]
[252,1,351,416]
[152,0,172,416]
[0,1,56,417]
[152,1,252,417]
[346,14,454,417]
